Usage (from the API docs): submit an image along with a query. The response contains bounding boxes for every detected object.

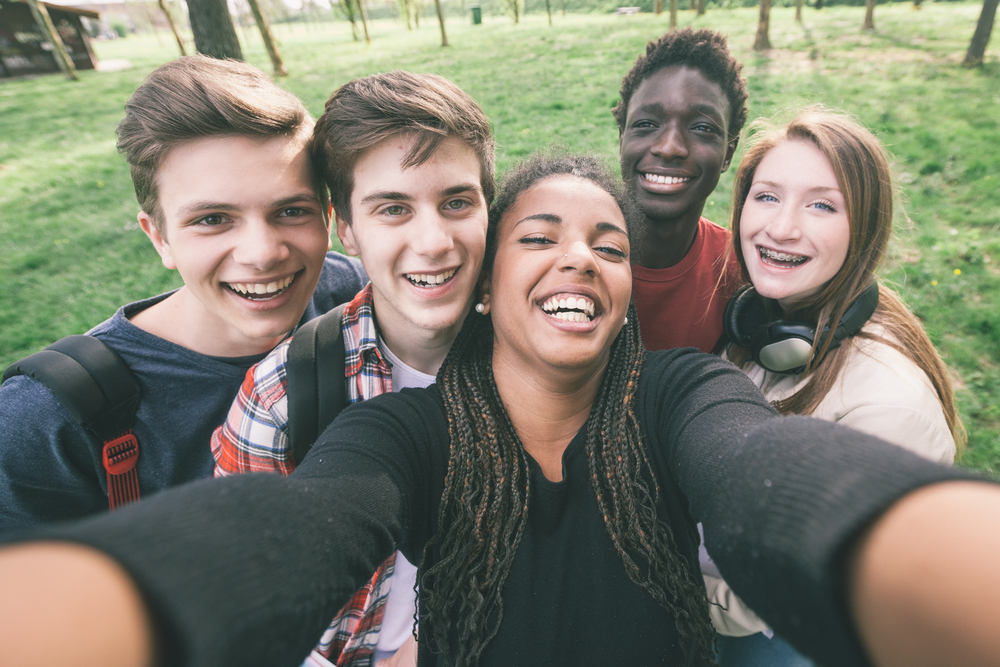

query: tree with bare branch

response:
[963,0,998,66]
[25,0,77,79]
[433,0,448,45]
[246,0,286,76]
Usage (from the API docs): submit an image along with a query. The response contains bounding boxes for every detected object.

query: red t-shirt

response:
[632,218,741,353]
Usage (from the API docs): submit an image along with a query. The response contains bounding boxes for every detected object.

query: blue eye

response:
[596,245,626,258]
[812,200,837,212]
[753,192,778,203]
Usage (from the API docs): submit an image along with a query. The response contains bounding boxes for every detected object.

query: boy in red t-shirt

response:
[614,29,748,353]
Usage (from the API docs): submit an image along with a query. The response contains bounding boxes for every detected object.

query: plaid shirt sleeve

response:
[211,338,297,477]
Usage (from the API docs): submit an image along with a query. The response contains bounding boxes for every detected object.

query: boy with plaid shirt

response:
[212,71,495,667]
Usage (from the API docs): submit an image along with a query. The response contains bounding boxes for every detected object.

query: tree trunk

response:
[795,0,802,22]
[24,0,78,80]
[669,0,677,27]
[246,0,286,76]
[697,0,705,15]
[754,0,771,51]
[545,0,552,24]
[913,0,922,8]
[655,0,662,15]
[689,0,694,10]
[561,0,565,16]
[188,0,242,59]
[358,0,371,43]
[333,0,359,42]
[863,0,876,30]
[157,0,187,55]
[964,0,998,66]
[433,0,449,45]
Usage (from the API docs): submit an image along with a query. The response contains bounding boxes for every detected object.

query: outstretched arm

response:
[849,481,1000,667]
[0,542,153,667]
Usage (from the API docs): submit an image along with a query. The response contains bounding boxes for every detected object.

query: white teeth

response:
[540,295,596,320]
[228,275,294,296]
[760,247,807,263]
[643,173,691,185]
[406,268,457,286]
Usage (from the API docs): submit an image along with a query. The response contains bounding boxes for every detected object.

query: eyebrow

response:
[752,180,842,194]
[633,102,726,123]
[177,192,319,216]
[514,213,628,237]
[359,182,482,206]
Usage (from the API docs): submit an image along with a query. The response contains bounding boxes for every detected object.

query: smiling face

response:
[619,65,738,231]
[337,135,488,351]
[138,133,331,357]
[739,139,851,313]
[484,175,632,376]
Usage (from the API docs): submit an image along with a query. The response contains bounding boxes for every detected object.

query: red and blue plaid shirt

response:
[212,284,397,666]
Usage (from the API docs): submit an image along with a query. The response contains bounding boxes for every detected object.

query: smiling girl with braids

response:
[0,155,994,667]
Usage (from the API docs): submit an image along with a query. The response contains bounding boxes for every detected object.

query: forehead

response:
[350,135,482,199]
[628,65,731,126]
[501,175,626,234]
[155,134,317,212]
[754,139,839,187]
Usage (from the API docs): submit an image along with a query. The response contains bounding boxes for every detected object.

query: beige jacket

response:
[706,327,956,635]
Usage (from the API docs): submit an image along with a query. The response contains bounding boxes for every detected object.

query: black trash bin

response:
[469,4,482,24]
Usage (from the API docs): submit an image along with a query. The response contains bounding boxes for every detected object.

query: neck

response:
[377,315,467,377]
[491,347,607,482]
[129,288,283,357]
[633,210,702,269]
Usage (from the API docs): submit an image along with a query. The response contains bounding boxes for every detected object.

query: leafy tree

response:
[964,0,998,66]
[754,0,771,51]
[246,0,286,76]
[863,0,876,31]
[433,0,448,45]
[669,0,677,28]
[157,0,187,55]
[330,0,359,42]
[187,0,243,59]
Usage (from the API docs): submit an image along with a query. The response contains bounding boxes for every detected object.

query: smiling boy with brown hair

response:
[212,70,495,667]
[0,56,366,530]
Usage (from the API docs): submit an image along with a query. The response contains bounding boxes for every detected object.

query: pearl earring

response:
[475,303,486,314]
[624,316,628,325]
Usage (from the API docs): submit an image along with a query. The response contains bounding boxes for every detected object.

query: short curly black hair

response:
[612,29,748,141]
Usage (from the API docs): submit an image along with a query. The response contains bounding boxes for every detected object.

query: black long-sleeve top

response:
[33,349,971,667]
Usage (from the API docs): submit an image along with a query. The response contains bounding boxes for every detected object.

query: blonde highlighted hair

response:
[728,108,965,447]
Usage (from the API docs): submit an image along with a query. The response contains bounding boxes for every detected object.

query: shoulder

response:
[816,332,956,462]
[638,349,773,423]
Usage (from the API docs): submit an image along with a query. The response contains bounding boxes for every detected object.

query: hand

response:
[375,634,417,667]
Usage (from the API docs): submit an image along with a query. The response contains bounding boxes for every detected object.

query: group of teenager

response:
[0,26,997,667]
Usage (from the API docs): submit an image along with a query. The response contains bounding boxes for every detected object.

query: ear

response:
[722,136,740,173]
[477,271,492,315]
[138,212,176,270]
[335,210,359,257]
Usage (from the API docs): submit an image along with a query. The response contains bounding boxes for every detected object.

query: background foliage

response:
[0,2,997,468]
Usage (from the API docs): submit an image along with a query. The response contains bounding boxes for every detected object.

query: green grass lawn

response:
[0,1,997,468]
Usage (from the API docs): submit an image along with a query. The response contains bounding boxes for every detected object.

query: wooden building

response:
[0,0,99,78]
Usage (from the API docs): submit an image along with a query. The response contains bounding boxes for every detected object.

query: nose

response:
[650,123,689,162]
[231,218,290,269]
[410,211,454,259]
[559,240,600,275]
[763,205,802,243]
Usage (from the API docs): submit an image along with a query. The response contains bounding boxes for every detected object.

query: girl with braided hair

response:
[0,155,995,667]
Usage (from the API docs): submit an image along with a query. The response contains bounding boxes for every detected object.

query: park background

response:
[1,0,997,469]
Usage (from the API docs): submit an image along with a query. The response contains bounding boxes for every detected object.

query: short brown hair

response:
[312,70,496,224]
[116,55,315,231]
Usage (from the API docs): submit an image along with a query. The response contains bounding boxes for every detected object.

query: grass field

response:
[0,2,997,468]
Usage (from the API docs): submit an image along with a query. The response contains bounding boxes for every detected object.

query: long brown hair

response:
[419,155,718,666]
[728,108,965,446]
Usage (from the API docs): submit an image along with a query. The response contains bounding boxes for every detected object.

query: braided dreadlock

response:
[419,154,718,666]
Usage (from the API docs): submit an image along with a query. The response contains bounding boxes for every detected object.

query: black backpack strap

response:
[2,335,142,510]
[286,303,349,466]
